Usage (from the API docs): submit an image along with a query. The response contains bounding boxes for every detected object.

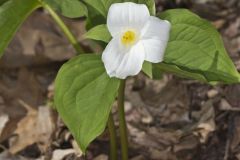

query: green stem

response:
[118,80,128,160]
[40,1,84,54]
[108,113,118,160]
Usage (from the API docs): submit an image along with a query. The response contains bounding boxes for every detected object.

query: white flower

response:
[102,2,171,79]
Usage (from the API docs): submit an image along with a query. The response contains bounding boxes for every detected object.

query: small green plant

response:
[0,0,239,159]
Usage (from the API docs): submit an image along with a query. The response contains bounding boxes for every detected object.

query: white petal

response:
[141,16,171,41]
[140,16,171,63]
[102,41,145,79]
[107,2,150,37]
[102,38,125,77]
[141,39,167,63]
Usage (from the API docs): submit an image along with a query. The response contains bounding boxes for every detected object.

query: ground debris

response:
[1,0,240,159]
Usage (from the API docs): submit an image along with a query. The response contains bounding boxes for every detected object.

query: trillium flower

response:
[102,2,171,79]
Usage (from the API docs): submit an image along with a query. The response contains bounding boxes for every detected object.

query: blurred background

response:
[0,0,240,159]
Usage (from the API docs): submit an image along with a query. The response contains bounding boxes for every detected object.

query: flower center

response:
[121,30,136,46]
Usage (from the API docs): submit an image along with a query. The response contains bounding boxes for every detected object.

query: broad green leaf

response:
[44,0,87,18]
[146,63,207,81]
[0,0,40,57]
[158,9,240,84]
[0,0,8,5]
[83,0,155,18]
[152,64,163,80]
[54,54,120,153]
[84,24,111,43]
[154,63,209,83]
[142,61,153,78]
[85,4,106,30]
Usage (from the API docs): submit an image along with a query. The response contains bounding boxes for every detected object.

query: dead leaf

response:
[192,100,215,143]
[149,148,177,160]
[93,154,108,160]
[9,100,56,154]
[207,89,219,98]
[52,149,76,160]
[130,155,145,160]
[173,135,199,152]
[230,116,240,151]
[0,114,9,137]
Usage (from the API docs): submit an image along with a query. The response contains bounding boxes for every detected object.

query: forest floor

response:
[0,0,240,160]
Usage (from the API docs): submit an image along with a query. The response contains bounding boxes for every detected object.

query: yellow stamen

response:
[121,30,136,45]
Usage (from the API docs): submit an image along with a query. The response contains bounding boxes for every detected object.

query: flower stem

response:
[108,113,118,160]
[40,1,84,54]
[118,80,128,160]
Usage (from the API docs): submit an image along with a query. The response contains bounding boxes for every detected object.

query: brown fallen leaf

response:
[0,114,9,138]
[230,116,240,152]
[149,148,177,160]
[52,149,76,160]
[130,155,145,160]
[9,99,56,154]
[93,154,108,160]
[173,135,199,153]
[192,100,216,143]
[236,153,240,160]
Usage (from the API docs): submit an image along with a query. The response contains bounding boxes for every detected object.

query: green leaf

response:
[0,0,8,5]
[158,9,240,84]
[152,64,163,80]
[54,54,120,153]
[85,4,106,30]
[154,63,209,83]
[84,24,111,43]
[83,0,155,18]
[142,61,153,78]
[0,0,40,57]
[44,0,87,18]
